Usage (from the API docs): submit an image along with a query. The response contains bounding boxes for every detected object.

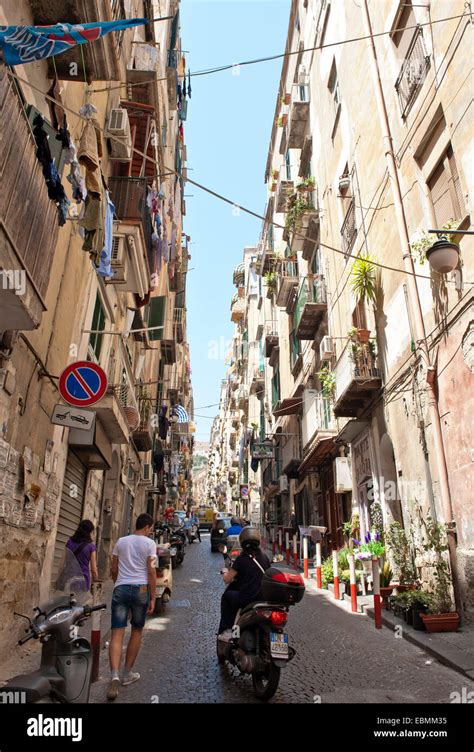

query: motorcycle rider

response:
[226,516,242,536]
[190,510,201,542]
[218,527,271,642]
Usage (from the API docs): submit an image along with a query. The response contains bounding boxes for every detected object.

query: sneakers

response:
[122,671,140,686]
[217,629,233,642]
[106,678,120,701]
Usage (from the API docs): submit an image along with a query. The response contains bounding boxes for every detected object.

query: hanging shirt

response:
[97,192,115,277]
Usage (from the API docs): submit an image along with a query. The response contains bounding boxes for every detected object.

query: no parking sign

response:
[58,361,108,407]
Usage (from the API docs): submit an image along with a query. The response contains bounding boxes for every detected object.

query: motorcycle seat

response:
[239,601,266,615]
[4,670,52,702]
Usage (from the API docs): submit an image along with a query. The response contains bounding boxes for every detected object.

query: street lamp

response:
[426,228,473,274]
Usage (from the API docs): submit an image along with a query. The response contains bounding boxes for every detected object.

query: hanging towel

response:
[77,118,103,196]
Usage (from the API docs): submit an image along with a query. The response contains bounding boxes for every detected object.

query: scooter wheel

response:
[252,663,280,702]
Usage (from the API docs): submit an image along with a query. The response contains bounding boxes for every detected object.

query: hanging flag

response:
[0,19,147,66]
[171,404,189,423]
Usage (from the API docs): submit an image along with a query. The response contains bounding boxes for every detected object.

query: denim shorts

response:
[111,584,150,629]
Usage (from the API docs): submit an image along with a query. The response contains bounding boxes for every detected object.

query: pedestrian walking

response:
[107,513,157,701]
[57,519,98,592]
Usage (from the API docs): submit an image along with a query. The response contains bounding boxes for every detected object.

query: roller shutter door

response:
[51,451,87,583]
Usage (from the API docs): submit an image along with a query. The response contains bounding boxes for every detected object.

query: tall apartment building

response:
[0,0,193,657]
[214,0,473,619]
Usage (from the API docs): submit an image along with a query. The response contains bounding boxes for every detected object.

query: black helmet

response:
[231,516,240,526]
[239,526,261,548]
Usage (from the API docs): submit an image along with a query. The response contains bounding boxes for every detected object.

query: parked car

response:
[196,505,217,531]
[210,517,232,553]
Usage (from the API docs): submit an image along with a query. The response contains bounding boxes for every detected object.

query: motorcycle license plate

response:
[270,632,289,659]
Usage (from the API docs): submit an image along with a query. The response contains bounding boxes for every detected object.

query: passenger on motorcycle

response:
[226,516,242,536]
[218,527,271,642]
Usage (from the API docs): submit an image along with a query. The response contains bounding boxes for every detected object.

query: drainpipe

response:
[361,0,462,618]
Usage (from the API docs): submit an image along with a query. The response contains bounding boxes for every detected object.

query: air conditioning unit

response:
[109,235,128,283]
[279,474,289,493]
[107,108,132,161]
[320,336,334,361]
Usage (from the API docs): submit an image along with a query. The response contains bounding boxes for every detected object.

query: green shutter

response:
[148,296,166,341]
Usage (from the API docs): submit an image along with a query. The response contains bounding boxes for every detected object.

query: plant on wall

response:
[264,271,278,292]
[422,516,454,614]
[285,194,312,234]
[409,219,459,266]
[317,366,336,399]
[349,254,377,306]
[296,176,316,192]
[385,521,417,584]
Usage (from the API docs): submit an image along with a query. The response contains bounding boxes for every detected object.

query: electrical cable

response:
[8,68,472,288]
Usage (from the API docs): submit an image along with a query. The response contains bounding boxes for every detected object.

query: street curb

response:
[363,605,474,680]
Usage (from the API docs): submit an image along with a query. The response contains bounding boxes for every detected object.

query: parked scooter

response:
[216,544,305,701]
[154,541,173,612]
[187,523,200,544]
[2,563,106,703]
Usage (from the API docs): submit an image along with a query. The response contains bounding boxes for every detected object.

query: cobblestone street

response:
[90,536,473,704]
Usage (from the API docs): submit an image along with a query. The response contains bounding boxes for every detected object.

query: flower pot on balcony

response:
[357,328,371,344]
[420,612,460,633]
[270,182,277,192]
[412,606,428,631]
[282,93,291,105]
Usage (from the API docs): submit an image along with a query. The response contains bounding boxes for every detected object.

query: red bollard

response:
[316,542,322,588]
[285,531,290,565]
[372,557,382,629]
[90,581,102,683]
[303,536,308,578]
[332,549,340,600]
[278,529,283,555]
[348,554,358,612]
[292,534,298,569]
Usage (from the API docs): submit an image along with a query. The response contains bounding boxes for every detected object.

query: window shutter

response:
[447,145,465,220]
[148,295,166,341]
[428,158,455,227]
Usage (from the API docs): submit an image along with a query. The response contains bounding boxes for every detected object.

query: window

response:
[392,0,429,118]
[328,59,341,120]
[427,145,465,227]
[285,150,292,181]
[148,295,166,341]
[290,328,301,371]
[88,293,106,363]
[272,369,281,410]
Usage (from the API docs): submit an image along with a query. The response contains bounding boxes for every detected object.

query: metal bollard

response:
[285,531,290,565]
[303,536,308,578]
[292,534,298,569]
[271,527,276,557]
[278,529,283,555]
[90,580,103,683]
[316,541,322,588]
[372,557,382,629]
[332,549,340,600]
[348,554,358,612]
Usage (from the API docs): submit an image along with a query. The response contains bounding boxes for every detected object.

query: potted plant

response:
[379,562,395,609]
[321,556,334,588]
[352,530,385,575]
[296,176,316,193]
[276,114,288,128]
[409,219,460,273]
[406,591,433,631]
[271,168,279,181]
[281,93,291,106]
[349,254,377,343]
[420,519,460,632]
[338,174,351,192]
[385,521,417,591]
[270,182,277,192]
[264,271,278,298]
[317,366,336,399]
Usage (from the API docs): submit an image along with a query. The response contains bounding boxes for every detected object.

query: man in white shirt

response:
[107,513,157,701]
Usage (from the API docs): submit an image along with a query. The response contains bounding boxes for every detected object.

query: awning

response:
[298,436,336,474]
[336,419,369,444]
[272,397,302,417]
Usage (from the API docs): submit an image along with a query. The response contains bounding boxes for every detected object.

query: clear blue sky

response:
[180,0,291,442]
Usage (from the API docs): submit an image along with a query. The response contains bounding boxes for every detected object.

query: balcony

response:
[264,326,279,359]
[301,391,337,449]
[275,260,299,308]
[93,347,139,444]
[293,276,327,340]
[166,49,181,110]
[161,340,177,364]
[395,26,430,119]
[174,307,186,344]
[233,262,245,287]
[0,65,59,329]
[237,385,249,409]
[126,43,158,85]
[334,341,382,418]
[287,87,310,149]
[230,292,246,323]
[341,199,357,257]
[132,394,154,453]
[289,193,320,260]
[250,365,265,395]
[30,0,124,81]
[275,177,294,213]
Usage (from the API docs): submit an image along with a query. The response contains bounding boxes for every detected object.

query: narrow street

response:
[90,536,471,704]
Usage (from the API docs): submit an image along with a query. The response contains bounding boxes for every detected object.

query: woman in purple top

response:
[65,520,99,590]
